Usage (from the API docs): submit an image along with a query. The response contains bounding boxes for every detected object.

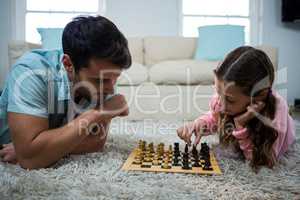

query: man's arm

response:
[9,94,128,169]
[8,109,102,169]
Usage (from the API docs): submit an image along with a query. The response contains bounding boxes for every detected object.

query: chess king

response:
[0,16,131,169]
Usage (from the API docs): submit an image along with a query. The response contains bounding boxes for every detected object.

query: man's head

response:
[61,16,131,104]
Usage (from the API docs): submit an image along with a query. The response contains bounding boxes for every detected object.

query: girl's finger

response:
[182,131,190,144]
[177,128,184,139]
[185,130,193,146]
[255,101,265,111]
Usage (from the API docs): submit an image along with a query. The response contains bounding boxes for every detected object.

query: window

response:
[182,0,250,43]
[25,0,104,43]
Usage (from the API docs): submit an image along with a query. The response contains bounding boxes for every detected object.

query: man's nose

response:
[104,80,115,94]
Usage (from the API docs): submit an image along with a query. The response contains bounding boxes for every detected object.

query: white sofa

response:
[8,37,278,120]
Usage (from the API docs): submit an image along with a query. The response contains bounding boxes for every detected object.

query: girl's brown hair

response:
[214,46,278,171]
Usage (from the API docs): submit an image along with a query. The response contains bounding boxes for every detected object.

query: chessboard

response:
[122,140,222,175]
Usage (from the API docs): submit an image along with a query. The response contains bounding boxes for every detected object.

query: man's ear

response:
[62,54,74,73]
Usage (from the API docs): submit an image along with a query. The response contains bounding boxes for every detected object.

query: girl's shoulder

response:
[272,91,289,115]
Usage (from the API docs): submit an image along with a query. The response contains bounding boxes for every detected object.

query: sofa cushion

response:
[194,25,245,61]
[127,37,144,64]
[117,62,148,85]
[144,37,197,66]
[37,28,63,50]
[149,60,218,85]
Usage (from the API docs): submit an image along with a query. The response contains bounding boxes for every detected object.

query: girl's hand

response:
[177,122,204,146]
[234,101,265,129]
[177,122,194,145]
[0,143,17,164]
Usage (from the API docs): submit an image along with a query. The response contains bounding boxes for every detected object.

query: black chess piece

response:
[199,142,210,159]
[192,145,198,157]
[173,157,181,166]
[184,143,189,154]
[182,158,191,170]
[192,160,201,167]
[203,158,212,170]
[174,142,179,148]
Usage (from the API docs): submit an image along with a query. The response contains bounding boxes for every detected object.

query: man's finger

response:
[0,149,8,157]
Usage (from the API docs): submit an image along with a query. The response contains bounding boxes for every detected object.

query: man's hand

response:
[101,94,129,118]
[0,143,17,164]
[234,101,265,129]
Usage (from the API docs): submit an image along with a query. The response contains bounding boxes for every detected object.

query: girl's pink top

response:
[193,92,296,160]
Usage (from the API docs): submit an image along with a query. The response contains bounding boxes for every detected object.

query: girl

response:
[177,46,295,171]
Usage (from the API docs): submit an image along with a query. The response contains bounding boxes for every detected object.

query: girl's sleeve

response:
[271,95,296,158]
[192,94,220,136]
[232,128,253,160]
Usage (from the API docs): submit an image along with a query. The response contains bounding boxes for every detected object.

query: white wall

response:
[0,0,299,104]
[0,0,11,88]
[105,0,180,37]
[261,0,300,104]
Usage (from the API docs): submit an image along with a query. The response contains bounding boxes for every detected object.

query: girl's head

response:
[214,46,274,116]
[214,46,278,171]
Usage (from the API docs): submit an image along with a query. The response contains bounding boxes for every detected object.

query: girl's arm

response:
[193,94,220,136]
[177,94,220,145]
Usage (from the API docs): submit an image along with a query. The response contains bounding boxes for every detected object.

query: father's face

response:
[72,59,122,105]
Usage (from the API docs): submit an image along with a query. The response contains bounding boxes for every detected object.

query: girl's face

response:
[214,76,251,116]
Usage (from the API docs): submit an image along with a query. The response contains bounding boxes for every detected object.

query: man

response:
[0,16,131,169]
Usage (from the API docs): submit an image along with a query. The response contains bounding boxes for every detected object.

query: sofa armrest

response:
[8,40,41,67]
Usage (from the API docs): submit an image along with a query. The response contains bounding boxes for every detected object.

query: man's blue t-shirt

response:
[0,49,70,144]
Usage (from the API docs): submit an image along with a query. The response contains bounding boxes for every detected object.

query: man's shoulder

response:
[12,49,63,72]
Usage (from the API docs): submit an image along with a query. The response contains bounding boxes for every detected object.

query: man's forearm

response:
[18,119,89,169]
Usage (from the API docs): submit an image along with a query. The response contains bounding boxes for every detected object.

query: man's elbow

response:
[18,156,52,170]
[18,158,40,170]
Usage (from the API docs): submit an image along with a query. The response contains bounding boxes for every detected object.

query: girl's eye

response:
[225,97,235,104]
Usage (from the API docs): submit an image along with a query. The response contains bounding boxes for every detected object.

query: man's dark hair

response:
[62,15,131,72]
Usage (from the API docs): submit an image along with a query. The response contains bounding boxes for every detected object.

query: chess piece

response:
[184,143,189,154]
[192,145,198,157]
[182,159,191,170]
[152,159,160,165]
[133,157,142,164]
[144,156,152,162]
[161,158,171,169]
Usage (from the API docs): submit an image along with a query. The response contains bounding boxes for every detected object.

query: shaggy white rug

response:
[0,119,299,200]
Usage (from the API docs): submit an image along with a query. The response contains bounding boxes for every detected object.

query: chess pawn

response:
[144,156,152,162]
[152,159,160,166]
[161,159,171,169]
[133,157,142,164]
[184,143,189,153]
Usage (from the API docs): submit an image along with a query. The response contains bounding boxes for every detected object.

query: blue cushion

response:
[194,25,245,61]
[37,28,63,50]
